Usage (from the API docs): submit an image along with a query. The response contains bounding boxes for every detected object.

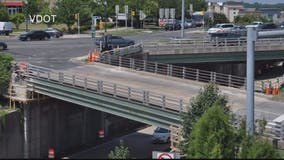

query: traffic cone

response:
[275,84,280,95]
[272,85,277,95]
[92,51,99,62]
[87,50,91,63]
[265,84,270,95]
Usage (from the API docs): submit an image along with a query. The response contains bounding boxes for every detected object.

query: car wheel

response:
[27,37,31,41]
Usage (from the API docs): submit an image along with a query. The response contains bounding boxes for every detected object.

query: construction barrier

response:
[98,129,104,138]
[48,148,55,158]
[91,51,100,62]
[266,84,271,95]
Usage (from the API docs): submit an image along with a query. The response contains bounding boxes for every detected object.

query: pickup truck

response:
[95,34,135,51]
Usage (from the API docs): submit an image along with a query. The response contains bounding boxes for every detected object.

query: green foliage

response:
[234,14,272,25]
[238,136,280,159]
[181,83,229,153]
[0,53,13,94]
[108,140,130,159]
[0,8,9,21]
[212,13,229,25]
[9,13,25,30]
[23,0,46,16]
[187,105,236,159]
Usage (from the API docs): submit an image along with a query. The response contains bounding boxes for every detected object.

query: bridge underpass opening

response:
[11,96,145,159]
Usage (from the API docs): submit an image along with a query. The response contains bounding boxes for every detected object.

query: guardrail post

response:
[210,72,213,82]
[162,95,166,109]
[72,75,75,86]
[119,56,122,67]
[143,60,147,71]
[113,84,117,97]
[179,99,183,113]
[84,78,88,89]
[37,69,40,77]
[196,69,199,81]
[59,72,63,83]
[238,38,241,46]
[182,67,186,79]
[213,72,216,82]
[228,75,232,87]
[155,62,158,74]
[170,65,173,76]
[225,38,227,46]
[97,81,102,93]
[167,64,170,76]
[108,54,111,65]
[128,87,131,100]
[47,72,50,80]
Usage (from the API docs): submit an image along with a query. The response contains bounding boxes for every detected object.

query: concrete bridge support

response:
[0,95,143,158]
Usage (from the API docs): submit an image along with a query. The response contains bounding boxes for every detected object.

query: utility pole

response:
[104,0,107,33]
[78,13,80,36]
[181,0,185,38]
[246,26,257,136]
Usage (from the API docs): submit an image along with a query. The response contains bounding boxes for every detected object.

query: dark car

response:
[96,34,135,51]
[260,23,277,30]
[164,21,181,31]
[0,42,7,50]
[19,30,51,41]
[44,28,63,38]
[209,32,246,46]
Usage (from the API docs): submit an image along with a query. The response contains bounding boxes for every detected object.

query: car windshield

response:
[222,25,233,28]
[155,128,169,133]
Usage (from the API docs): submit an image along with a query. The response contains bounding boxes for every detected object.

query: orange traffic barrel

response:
[92,51,100,62]
[98,129,104,138]
[48,148,55,158]
[265,85,270,95]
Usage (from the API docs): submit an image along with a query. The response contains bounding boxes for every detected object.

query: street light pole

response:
[24,0,28,32]
[181,0,185,38]
[104,0,107,33]
[246,26,257,136]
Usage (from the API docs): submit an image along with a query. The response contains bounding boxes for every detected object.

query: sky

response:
[206,0,284,4]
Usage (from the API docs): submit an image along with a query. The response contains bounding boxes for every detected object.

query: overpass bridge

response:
[141,38,284,64]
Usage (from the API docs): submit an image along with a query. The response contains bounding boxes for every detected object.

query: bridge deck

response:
[62,63,284,116]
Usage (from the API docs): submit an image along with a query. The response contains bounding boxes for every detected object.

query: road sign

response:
[117,13,127,20]
[152,151,180,159]
[159,8,165,19]
[170,8,175,19]
[115,5,119,14]
[139,10,146,20]
[165,8,170,19]
[125,5,128,14]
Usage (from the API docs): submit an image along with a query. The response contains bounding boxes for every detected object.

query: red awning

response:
[3,1,23,7]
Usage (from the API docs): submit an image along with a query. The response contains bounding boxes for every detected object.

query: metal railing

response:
[23,64,189,113]
[101,43,143,57]
[142,37,284,54]
[98,54,246,89]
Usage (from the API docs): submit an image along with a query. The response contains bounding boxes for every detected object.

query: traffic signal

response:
[74,13,79,20]
[131,11,135,16]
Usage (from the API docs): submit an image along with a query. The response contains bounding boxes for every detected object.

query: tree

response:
[181,83,229,152]
[0,53,13,94]
[9,13,25,30]
[108,140,130,159]
[0,8,9,21]
[187,105,237,159]
[234,14,272,25]
[54,0,83,33]
[212,12,229,25]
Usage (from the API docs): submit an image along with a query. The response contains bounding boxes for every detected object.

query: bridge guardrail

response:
[98,54,247,89]
[24,64,189,113]
[142,37,284,54]
[101,43,143,57]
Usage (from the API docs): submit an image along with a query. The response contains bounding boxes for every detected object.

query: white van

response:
[0,22,13,35]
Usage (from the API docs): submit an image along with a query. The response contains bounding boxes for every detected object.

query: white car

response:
[207,23,235,34]
[152,127,170,143]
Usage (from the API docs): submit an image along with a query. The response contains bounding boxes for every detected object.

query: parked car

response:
[95,34,135,51]
[19,30,51,41]
[185,19,196,28]
[260,23,277,30]
[44,28,63,38]
[246,21,263,29]
[230,26,247,36]
[164,20,181,31]
[0,22,13,35]
[279,21,284,28]
[152,127,170,143]
[209,32,246,46]
[0,42,7,50]
[207,23,235,34]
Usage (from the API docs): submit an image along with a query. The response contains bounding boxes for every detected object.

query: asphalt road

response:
[0,28,207,69]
